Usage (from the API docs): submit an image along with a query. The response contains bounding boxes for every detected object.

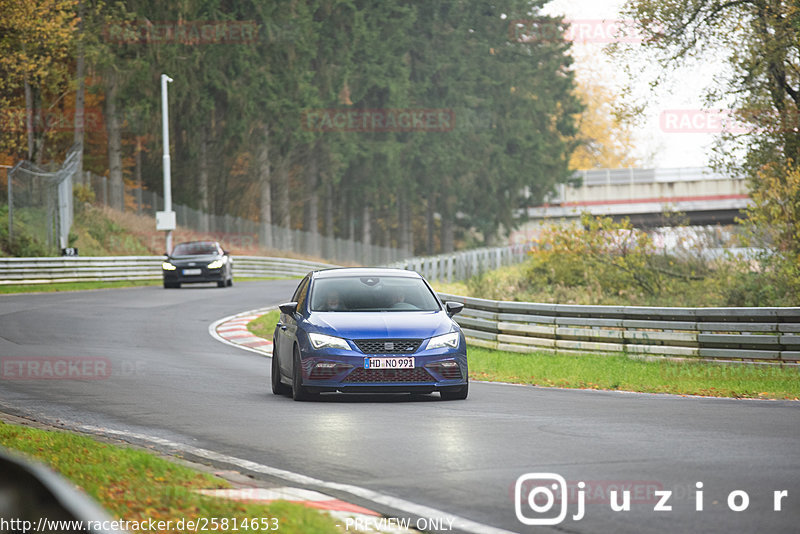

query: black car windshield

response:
[172,243,218,256]
[310,276,440,312]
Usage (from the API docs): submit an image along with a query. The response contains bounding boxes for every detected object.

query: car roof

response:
[312,267,421,279]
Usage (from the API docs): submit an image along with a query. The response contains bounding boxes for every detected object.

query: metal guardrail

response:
[0,447,128,534]
[388,244,530,282]
[0,256,336,284]
[230,256,336,278]
[3,253,798,363]
[0,245,529,284]
[439,293,800,363]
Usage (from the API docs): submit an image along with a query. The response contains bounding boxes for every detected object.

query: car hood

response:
[168,254,219,264]
[306,311,455,340]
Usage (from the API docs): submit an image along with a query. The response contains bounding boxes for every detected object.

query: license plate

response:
[364,357,414,369]
[182,268,202,275]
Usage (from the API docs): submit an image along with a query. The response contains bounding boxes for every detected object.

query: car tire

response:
[440,382,468,400]
[163,281,179,289]
[217,280,226,288]
[227,277,233,287]
[292,346,316,401]
[271,348,291,396]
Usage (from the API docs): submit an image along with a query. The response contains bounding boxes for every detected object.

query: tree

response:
[614,0,799,174]
[614,0,799,297]
[405,1,582,250]
[569,76,638,170]
[740,161,800,302]
[0,0,76,161]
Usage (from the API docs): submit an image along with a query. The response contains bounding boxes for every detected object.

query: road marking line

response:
[76,424,515,534]
[197,488,381,516]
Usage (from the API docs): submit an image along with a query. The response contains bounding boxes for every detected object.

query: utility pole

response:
[155,74,176,254]
[2,165,12,244]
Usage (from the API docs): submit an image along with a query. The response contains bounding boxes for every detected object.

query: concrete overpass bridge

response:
[521,166,749,229]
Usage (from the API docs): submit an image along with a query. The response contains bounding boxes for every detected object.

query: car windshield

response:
[172,243,218,256]
[310,276,440,312]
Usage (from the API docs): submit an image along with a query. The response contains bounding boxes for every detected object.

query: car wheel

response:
[292,346,316,401]
[271,348,291,396]
[163,281,179,289]
[227,277,233,287]
[217,280,226,288]
[440,382,468,400]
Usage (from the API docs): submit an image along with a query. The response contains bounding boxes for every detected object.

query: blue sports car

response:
[271,267,468,401]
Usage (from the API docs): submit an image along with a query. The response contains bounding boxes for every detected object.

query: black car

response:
[162,241,233,288]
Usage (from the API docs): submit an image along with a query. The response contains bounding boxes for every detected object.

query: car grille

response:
[344,367,435,383]
[353,339,421,354]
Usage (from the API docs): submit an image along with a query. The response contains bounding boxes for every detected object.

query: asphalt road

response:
[0,281,798,533]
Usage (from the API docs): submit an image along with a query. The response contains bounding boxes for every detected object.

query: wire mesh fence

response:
[70,169,408,265]
[2,150,531,270]
[4,145,80,255]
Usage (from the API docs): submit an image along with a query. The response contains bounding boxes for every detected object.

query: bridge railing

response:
[543,167,740,205]
[578,166,731,187]
[440,292,800,363]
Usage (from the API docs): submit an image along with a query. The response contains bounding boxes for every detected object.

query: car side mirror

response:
[279,302,298,316]
[445,301,464,316]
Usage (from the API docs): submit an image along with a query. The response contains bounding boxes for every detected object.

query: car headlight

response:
[428,332,460,350]
[162,262,177,271]
[207,259,225,269]
[308,333,350,351]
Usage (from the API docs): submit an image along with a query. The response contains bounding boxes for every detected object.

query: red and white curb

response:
[209,307,274,356]
[196,488,426,533]
[197,487,380,516]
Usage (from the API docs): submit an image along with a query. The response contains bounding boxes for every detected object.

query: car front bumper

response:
[163,266,226,284]
[297,345,468,393]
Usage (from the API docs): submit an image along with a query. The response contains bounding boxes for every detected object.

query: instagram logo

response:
[515,473,573,526]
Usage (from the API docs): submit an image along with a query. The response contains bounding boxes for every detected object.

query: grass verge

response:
[0,280,161,294]
[247,309,280,340]
[0,277,293,295]
[0,420,340,534]
[468,346,800,400]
